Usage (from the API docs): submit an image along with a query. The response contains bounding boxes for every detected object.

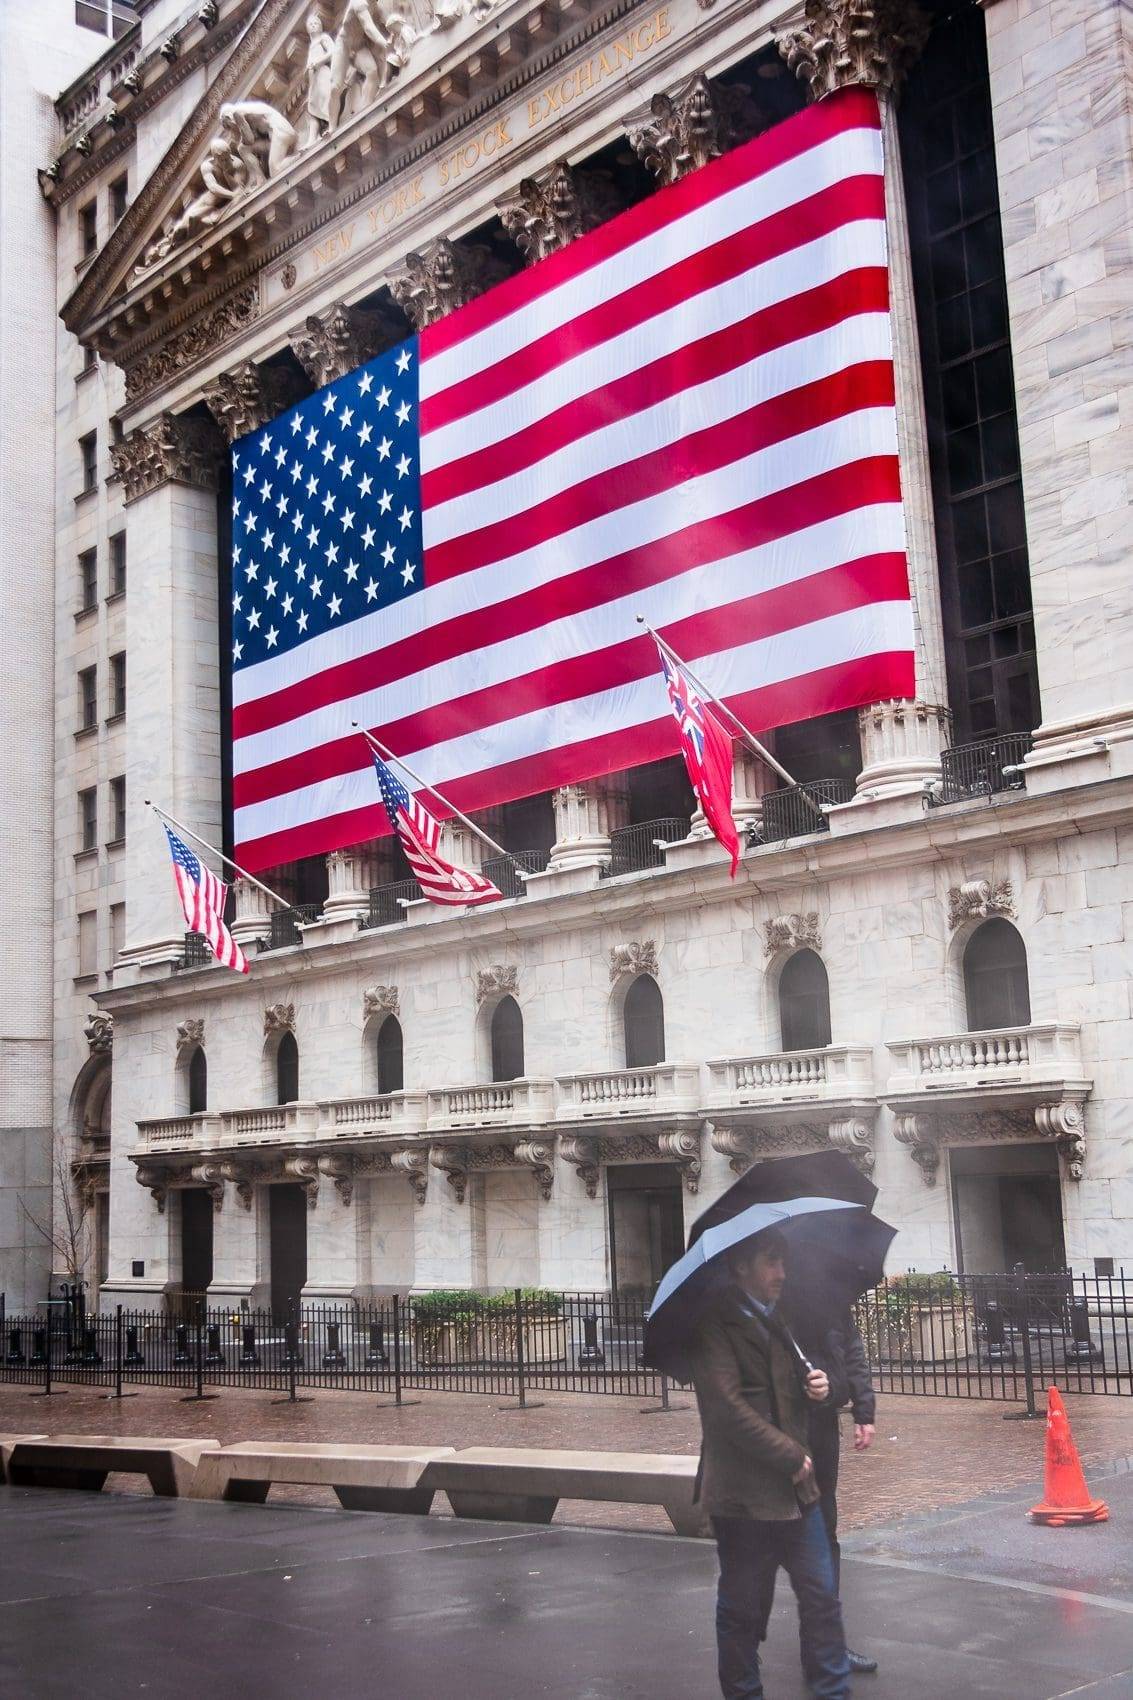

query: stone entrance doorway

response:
[180,1188,213,1296]
[269,1184,308,1318]
[951,1145,1066,1273]
[607,1163,684,1299]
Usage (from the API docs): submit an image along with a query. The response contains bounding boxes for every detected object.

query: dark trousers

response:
[757,1410,844,1646]
[712,1503,850,1700]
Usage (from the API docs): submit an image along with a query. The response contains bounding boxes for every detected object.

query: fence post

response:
[288,1303,298,1403]
[115,1306,123,1398]
[393,1293,403,1405]
[29,1301,60,1398]
[181,1297,218,1403]
[515,1288,526,1409]
[1004,1262,1042,1421]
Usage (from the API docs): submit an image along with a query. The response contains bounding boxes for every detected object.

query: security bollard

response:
[983,1299,1015,1364]
[364,1321,389,1367]
[322,1321,347,1371]
[123,1325,145,1368]
[283,1319,303,1369]
[204,1325,226,1368]
[29,1327,47,1367]
[7,1325,24,1364]
[81,1326,102,1366]
[1063,1297,1100,1362]
[173,1324,192,1366]
[578,1312,606,1367]
[239,1324,260,1368]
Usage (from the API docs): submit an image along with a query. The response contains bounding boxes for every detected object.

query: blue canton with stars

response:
[229,338,422,672]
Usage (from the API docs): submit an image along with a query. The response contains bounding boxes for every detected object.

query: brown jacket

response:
[688,1290,821,1522]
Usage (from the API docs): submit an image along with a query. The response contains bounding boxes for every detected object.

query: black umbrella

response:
[643,1151,895,1381]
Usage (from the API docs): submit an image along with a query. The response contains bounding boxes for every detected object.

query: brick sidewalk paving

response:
[2,1379,1127,1534]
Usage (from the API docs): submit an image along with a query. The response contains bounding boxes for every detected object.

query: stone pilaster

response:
[289,302,397,388]
[779,0,950,818]
[201,359,305,444]
[387,239,510,331]
[114,416,225,966]
[498,162,621,262]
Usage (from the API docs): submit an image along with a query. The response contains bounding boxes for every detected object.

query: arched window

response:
[779,949,832,1052]
[964,919,1031,1031]
[490,996,524,1083]
[624,975,665,1068]
[376,1015,404,1094]
[276,1030,299,1105]
[188,1047,207,1114]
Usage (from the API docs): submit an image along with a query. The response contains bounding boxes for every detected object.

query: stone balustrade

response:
[555,1063,701,1125]
[426,1079,555,1130]
[885,1024,1087,1100]
[705,1046,875,1110]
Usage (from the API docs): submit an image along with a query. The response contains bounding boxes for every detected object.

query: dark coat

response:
[687,1289,820,1522]
[796,1312,876,1427]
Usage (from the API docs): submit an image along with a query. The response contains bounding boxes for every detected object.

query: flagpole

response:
[636,618,825,821]
[144,801,291,908]
[351,725,527,879]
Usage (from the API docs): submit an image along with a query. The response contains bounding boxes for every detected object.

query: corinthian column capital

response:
[290,302,398,388]
[387,238,510,331]
[202,359,305,444]
[627,73,765,185]
[498,162,621,263]
[777,0,931,101]
[110,412,225,505]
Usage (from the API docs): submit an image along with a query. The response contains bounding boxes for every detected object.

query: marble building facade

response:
[12,0,1132,1311]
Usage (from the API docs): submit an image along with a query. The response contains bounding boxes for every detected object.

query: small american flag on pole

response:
[164,825,249,974]
[369,751,502,908]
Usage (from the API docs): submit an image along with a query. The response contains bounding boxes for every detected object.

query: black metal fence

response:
[2,1272,1129,1408]
[602,818,688,878]
[933,731,1033,806]
[760,778,855,842]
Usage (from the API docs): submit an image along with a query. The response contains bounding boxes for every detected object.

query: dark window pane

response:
[985,484,1027,554]
[779,950,832,1052]
[930,227,966,295]
[952,495,989,564]
[992,626,1018,658]
[276,1032,299,1104]
[941,362,977,429]
[376,1016,404,1094]
[974,346,1013,414]
[969,279,1008,348]
[188,1048,207,1114]
[981,412,1020,482]
[947,424,984,492]
[958,561,995,626]
[966,666,993,700]
[965,634,991,666]
[922,108,955,171]
[624,976,665,1068]
[936,295,971,363]
[993,550,1031,618]
[964,919,1031,1030]
[969,697,997,734]
[1006,666,1039,732]
[961,148,998,220]
[490,996,524,1083]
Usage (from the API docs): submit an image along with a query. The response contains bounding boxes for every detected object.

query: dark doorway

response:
[964,918,1030,1030]
[276,1031,299,1104]
[269,1184,308,1318]
[376,1015,404,1093]
[779,950,832,1051]
[180,1188,214,1296]
[490,996,524,1082]
[624,975,665,1068]
[952,1145,1066,1273]
[188,1047,207,1113]
[607,1163,684,1298]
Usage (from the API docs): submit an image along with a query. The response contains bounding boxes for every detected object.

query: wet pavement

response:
[2,1461,1131,1699]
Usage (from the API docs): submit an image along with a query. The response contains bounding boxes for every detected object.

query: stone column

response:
[980,0,1133,791]
[208,1175,264,1308]
[732,745,771,841]
[323,845,379,923]
[303,1157,370,1300]
[230,877,273,949]
[111,414,225,965]
[779,2,951,815]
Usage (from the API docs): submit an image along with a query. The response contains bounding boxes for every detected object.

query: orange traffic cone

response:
[1028,1387,1108,1526]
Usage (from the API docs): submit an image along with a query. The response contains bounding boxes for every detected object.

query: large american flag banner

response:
[230,88,913,871]
[164,826,249,974]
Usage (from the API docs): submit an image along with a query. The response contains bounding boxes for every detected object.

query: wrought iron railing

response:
[759,779,854,841]
[601,817,688,878]
[932,732,1033,805]
[480,847,550,898]
[261,904,319,950]
[360,879,423,928]
[176,931,212,970]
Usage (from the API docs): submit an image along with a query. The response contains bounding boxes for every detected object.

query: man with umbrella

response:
[643,1152,893,1700]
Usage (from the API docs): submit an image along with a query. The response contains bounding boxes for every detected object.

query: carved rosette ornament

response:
[1035,1102,1087,1181]
[893,1112,940,1185]
[388,239,508,330]
[263,1002,296,1036]
[777,0,931,100]
[176,1017,204,1058]
[318,1152,356,1206]
[658,1128,702,1193]
[498,163,621,263]
[282,1154,320,1207]
[476,964,519,1004]
[84,1012,114,1055]
[514,1138,555,1202]
[947,879,1015,930]
[764,913,822,958]
[558,1134,600,1198]
[111,413,225,505]
[828,1117,875,1174]
[429,1143,469,1204]
[290,302,397,388]
[627,74,765,186]
[202,360,305,444]
[135,1163,168,1213]
[391,1145,429,1204]
[608,940,658,982]
[363,984,400,1019]
[710,1126,755,1176]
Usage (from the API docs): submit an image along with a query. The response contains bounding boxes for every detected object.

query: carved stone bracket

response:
[124,286,261,404]
[263,1002,295,1035]
[892,1112,940,1186]
[363,984,400,1020]
[828,1117,876,1174]
[175,1017,204,1058]
[609,940,658,982]
[202,359,305,443]
[84,1012,114,1055]
[390,1145,428,1205]
[627,73,765,185]
[282,1154,320,1208]
[947,879,1015,930]
[558,1134,600,1198]
[189,1161,228,1212]
[111,413,225,505]
[514,1138,555,1202]
[388,238,509,330]
[1035,1101,1087,1181]
[135,1163,168,1213]
[476,964,518,1004]
[290,302,397,388]
[658,1128,702,1194]
[226,1162,257,1211]
[429,1143,469,1204]
[710,1125,755,1176]
[764,913,822,957]
[317,1152,355,1206]
[498,162,621,262]
[778,0,931,101]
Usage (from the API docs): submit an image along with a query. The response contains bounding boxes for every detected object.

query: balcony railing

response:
[932,732,1032,806]
[556,1062,700,1122]
[261,905,319,951]
[759,779,854,842]
[705,1046,876,1113]
[480,848,550,899]
[426,1079,555,1128]
[601,818,688,878]
[328,1092,427,1138]
[887,1024,1085,1089]
[360,879,423,929]
[175,931,212,970]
